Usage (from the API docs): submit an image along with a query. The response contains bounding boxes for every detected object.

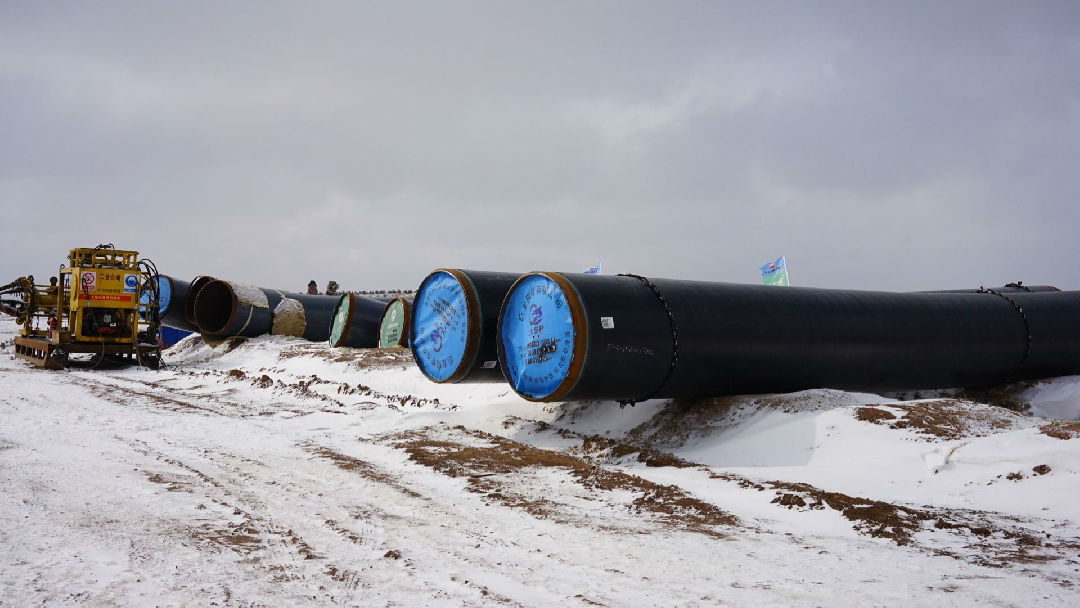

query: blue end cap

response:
[155,276,172,314]
[500,274,576,399]
[411,271,472,381]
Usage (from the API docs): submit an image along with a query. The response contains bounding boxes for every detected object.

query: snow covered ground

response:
[1,314,1078,606]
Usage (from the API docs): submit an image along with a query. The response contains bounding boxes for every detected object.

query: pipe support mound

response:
[410,269,520,383]
[497,273,1080,403]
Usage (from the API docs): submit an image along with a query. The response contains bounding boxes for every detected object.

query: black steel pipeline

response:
[154,275,199,332]
[925,283,1059,294]
[378,297,413,348]
[497,273,1080,403]
[410,269,521,383]
[193,279,342,341]
[327,292,388,348]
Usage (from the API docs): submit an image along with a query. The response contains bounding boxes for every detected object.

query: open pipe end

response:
[185,276,216,325]
[497,272,587,402]
[193,280,237,336]
[410,269,480,383]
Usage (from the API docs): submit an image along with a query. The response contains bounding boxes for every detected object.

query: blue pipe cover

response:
[155,275,172,315]
[412,271,472,381]
[500,274,577,399]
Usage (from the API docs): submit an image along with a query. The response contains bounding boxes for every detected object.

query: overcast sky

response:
[2,1,1078,293]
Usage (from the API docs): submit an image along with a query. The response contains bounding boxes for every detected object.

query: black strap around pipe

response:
[977,287,1033,382]
[618,273,680,406]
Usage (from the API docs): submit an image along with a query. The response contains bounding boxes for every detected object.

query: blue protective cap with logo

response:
[499,274,576,399]
[411,271,472,382]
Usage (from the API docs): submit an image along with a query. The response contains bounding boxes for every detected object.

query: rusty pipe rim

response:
[328,293,355,348]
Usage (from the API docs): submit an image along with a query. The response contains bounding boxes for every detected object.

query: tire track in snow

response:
[121,436,383,603]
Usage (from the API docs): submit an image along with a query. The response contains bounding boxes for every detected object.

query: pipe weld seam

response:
[618,273,680,406]
[978,287,1033,382]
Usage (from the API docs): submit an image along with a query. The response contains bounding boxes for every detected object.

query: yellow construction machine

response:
[1,245,161,369]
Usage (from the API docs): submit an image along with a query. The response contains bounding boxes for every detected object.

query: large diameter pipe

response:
[328,292,387,348]
[193,279,342,341]
[378,297,413,348]
[410,269,520,383]
[497,273,1080,403]
[185,275,216,328]
[154,275,199,332]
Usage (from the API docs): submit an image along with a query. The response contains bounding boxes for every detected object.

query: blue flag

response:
[761,256,789,286]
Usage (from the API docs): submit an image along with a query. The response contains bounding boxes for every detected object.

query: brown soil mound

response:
[706,472,1075,567]
[626,396,745,448]
[1041,421,1080,440]
[579,434,697,468]
[855,407,896,424]
[280,344,414,370]
[629,391,870,449]
[391,426,738,536]
[769,481,932,545]
[855,400,1031,440]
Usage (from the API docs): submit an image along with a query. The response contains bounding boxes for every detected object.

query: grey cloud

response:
[1,1,1078,293]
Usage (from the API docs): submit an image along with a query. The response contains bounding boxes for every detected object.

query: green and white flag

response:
[761,256,790,286]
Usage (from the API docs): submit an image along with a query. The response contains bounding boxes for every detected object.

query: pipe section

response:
[193,279,342,341]
[185,275,216,329]
[328,292,387,348]
[154,275,199,332]
[378,297,413,348]
[410,269,520,383]
[497,273,1080,402]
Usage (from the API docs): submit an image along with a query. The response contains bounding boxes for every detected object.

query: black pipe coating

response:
[410,269,521,383]
[497,273,1080,403]
[193,279,342,341]
[328,292,388,348]
[924,284,1059,294]
[154,275,199,332]
[184,275,216,329]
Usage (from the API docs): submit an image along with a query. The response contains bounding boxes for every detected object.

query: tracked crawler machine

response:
[2,245,162,369]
